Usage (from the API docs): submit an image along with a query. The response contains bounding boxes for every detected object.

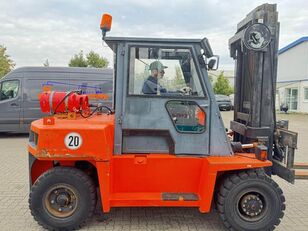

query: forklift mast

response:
[229,4,298,183]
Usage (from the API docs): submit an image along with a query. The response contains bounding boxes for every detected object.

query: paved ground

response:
[0,111,308,230]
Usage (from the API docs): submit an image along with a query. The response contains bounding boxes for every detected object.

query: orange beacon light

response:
[100,13,112,39]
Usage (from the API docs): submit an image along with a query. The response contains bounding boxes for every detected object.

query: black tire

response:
[29,166,97,231]
[217,169,285,231]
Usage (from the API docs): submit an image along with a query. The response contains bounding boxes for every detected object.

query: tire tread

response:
[216,168,285,231]
[29,166,97,231]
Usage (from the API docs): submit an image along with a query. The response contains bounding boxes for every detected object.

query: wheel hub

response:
[240,194,263,217]
[237,192,267,222]
[56,193,70,206]
[44,185,78,218]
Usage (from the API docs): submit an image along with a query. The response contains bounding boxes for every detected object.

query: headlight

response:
[29,130,39,147]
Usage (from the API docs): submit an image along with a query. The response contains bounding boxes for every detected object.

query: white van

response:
[0,67,113,133]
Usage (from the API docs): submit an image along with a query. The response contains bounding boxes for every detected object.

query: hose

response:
[80,104,113,118]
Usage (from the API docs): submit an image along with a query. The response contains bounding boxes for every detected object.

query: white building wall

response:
[276,82,299,110]
[276,81,308,113]
[276,40,308,113]
[299,81,308,112]
[277,42,308,82]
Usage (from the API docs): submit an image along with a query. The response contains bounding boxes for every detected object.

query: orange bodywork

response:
[28,115,272,213]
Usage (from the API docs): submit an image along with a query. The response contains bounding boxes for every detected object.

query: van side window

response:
[0,80,19,101]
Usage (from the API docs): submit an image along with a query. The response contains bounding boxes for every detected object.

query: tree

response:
[43,59,50,67]
[213,71,234,96]
[86,51,108,68]
[68,50,108,68]
[69,50,88,67]
[0,45,15,78]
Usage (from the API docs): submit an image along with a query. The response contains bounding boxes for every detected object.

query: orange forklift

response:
[28,4,297,231]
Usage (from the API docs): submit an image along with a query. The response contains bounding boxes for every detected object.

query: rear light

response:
[255,145,267,161]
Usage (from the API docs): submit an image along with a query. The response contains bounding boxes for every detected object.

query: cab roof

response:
[105,36,213,57]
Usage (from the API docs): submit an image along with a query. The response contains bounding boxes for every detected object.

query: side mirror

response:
[207,55,219,70]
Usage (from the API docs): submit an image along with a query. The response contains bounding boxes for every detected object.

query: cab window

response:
[166,100,206,133]
[128,47,205,97]
[0,80,19,101]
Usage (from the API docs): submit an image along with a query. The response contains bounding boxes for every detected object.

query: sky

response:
[0,0,307,70]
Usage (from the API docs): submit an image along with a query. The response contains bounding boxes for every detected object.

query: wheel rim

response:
[44,184,78,218]
[236,191,268,222]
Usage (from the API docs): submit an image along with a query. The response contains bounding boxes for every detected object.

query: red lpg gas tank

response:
[40,91,89,113]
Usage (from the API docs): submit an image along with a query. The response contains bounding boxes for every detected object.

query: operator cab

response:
[105,37,232,156]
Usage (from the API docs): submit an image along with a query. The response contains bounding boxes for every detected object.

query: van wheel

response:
[29,166,97,231]
[217,169,285,231]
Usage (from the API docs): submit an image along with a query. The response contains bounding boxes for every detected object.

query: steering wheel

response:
[180,86,193,96]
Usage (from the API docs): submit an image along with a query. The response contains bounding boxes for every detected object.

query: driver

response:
[142,61,167,95]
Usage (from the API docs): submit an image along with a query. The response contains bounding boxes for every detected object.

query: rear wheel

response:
[29,166,97,230]
[217,169,285,231]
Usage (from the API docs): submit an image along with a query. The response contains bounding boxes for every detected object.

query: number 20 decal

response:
[65,132,83,150]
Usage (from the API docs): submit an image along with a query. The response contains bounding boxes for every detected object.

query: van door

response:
[0,79,21,132]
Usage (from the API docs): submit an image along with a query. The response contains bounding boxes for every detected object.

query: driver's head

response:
[149,61,167,78]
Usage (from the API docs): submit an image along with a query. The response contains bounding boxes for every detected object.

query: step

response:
[109,192,200,207]
[162,192,199,201]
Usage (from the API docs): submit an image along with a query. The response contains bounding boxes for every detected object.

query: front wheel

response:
[29,166,97,230]
[217,169,285,231]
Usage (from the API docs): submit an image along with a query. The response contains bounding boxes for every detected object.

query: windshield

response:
[128,47,205,97]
